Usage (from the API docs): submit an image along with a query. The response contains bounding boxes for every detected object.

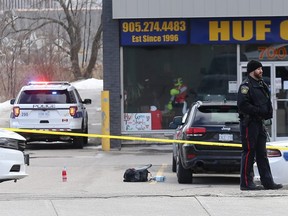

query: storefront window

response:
[123,44,238,130]
[240,44,288,61]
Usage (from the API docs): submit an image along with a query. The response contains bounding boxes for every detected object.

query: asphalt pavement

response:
[1,144,288,216]
[1,82,288,215]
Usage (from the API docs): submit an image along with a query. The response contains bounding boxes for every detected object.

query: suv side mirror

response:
[10,99,15,105]
[83,99,92,104]
[169,116,183,129]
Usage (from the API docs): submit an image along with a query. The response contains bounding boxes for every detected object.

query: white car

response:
[0,129,28,183]
[254,140,288,185]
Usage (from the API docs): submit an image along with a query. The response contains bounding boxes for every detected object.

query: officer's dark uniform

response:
[237,60,282,190]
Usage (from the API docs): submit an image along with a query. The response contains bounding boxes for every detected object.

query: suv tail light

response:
[186,127,206,136]
[267,149,281,157]
[69,106,78,116]
[13,106,20,117]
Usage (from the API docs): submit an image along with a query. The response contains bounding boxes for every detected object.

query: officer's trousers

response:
[240,120,274,187]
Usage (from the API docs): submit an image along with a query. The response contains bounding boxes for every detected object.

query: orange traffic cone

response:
[62,167,67,182]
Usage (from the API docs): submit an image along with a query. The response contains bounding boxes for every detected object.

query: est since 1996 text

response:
[132,34,179,43]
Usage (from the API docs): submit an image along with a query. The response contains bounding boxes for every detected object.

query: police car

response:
[254,140,288,185]
[9,81,91,148]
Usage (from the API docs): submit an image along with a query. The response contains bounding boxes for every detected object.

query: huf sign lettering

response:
[209,20,271,41]
[191,17,288,44]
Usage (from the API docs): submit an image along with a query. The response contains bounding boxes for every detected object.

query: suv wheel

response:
[177,155,193,184]
[172,155,176,172]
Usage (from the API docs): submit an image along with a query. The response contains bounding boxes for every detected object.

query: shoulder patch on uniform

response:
[241,85,249,94]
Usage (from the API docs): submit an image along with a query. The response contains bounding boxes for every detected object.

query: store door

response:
[240,62,288,141]
[274,63,288,140]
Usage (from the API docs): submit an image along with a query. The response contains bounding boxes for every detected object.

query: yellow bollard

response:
[101,91,110,151]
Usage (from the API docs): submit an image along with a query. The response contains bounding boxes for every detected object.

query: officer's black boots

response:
[263,183,283,190]
[240,183,283,190]
[240,183,263,191]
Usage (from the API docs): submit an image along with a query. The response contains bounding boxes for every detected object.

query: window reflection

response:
[123,45,238,130]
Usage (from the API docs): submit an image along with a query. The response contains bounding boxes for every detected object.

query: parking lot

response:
[1,144,288,216]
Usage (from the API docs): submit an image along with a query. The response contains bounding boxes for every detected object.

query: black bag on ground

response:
[123,164,152,182]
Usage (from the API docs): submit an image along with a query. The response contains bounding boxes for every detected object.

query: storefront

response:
[103,0,288,148]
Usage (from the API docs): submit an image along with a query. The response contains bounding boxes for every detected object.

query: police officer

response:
[237,60,283,190]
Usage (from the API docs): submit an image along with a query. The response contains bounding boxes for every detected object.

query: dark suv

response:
[169,100,241,183]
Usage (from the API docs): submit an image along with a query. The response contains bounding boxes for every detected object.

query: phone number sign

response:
[120,19,188,46]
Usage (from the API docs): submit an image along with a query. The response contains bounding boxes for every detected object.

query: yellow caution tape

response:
[4,128,288,151]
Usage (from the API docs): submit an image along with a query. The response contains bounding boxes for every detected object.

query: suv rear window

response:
[192,105,239,126]
[18,90,76,104]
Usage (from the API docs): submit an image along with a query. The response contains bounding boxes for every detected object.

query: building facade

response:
[104,0,288,148]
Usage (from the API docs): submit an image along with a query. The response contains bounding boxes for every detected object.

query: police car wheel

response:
[73,136,84,149]
[83,125,88,145]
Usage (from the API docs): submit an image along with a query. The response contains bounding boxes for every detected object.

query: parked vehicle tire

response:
[74,121,88,148]
[83,123,88,145]
[73,124,86,149]
[177,155,193,184]
[172,155,176,172]
[73,136,84,149]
